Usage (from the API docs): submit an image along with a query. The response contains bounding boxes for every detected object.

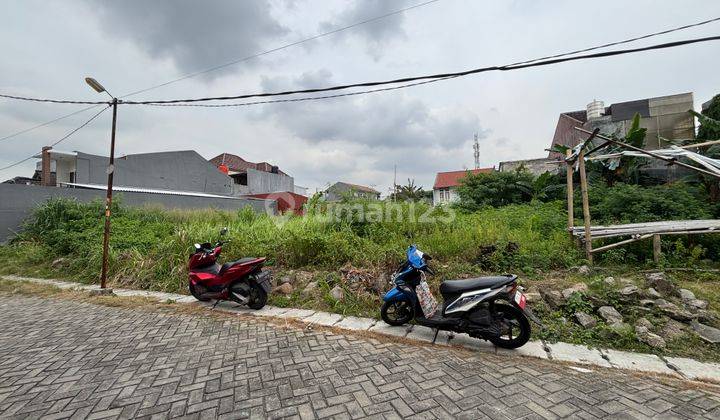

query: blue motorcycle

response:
[381,245,539,349]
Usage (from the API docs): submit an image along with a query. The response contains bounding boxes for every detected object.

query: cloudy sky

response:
[1,0,719,194]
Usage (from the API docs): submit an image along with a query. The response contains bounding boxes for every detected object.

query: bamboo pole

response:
[590,234,652,254]
[578,147,593,264]
[653,234,662,265]
[566,149,574,238]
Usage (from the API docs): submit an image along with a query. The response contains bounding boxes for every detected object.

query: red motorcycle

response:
[188,228,271,309]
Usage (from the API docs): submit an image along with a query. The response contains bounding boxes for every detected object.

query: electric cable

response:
[126,35,720,106]
[0,105,101,143]
[0,0,441,142]
[121,0,442,98]
[0,105,110,172]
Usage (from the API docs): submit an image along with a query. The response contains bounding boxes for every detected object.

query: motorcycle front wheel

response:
[488,303,531,349]
[189,282,211,302]
[381,300,413,326]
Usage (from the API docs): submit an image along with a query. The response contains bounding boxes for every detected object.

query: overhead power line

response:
[0,105,110,172]
[506,15,720,67]
[0,104,101,143]
[0,93,107,105]
[124,35,720,106]
[0,0,442,142]
[144,76,460,108]
[2,34,720,110]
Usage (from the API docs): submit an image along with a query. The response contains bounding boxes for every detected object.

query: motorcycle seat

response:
[440,275,517,294]
[219,257,261,274]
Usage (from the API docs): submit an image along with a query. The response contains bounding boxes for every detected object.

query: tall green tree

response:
[391,179,427,202]
[455,169,534,210]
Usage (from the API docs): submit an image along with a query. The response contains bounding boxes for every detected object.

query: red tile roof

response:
[433,168,494,189]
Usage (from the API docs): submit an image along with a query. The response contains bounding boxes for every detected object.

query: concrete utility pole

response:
[85,77,117,289]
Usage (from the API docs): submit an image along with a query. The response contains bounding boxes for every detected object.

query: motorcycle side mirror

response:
[220,227,228,236]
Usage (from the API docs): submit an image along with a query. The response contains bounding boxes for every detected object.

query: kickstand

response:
[432,329,439,343]
[211,300,221,310]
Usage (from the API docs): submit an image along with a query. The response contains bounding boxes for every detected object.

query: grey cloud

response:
[88,0,287,78]
[258,69,482,149]
[318,0,409,59]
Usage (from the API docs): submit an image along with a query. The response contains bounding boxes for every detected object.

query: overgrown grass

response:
[0,197,581,293]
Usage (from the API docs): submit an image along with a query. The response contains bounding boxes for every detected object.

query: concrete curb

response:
[4,275,720,384]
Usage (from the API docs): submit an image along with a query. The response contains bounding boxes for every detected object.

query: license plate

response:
[514,291,527,309]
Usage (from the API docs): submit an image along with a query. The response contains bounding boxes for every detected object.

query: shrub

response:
[583,183,711,224]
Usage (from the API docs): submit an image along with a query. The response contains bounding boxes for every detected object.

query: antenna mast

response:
[473,133,480,169]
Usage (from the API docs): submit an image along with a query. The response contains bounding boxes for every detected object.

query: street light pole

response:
[85,77,116,289]
[100,97,118,289]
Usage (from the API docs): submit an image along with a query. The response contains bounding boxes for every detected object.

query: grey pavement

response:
[1,296,719,419]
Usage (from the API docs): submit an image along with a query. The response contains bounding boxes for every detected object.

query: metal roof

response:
[60,182,267,201]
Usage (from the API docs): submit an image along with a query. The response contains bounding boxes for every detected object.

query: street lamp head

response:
[85,77,106,93]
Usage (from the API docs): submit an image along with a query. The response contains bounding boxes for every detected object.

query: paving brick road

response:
[0,296,719,419]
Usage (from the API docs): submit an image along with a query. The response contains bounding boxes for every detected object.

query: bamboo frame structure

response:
[566,128,720,264]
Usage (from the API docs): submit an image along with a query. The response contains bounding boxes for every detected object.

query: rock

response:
[645,288,662,299]
[525,291,542,303]
[619,285,640,299]
[696,310,718,324]
[686,299,708,310]
[603,276,616,286]
[303,281,318,294]
[330,285,344,302]
[635,324,666,349]
[562,283,589,299]
[679,289,696,301]
[272,283,294,295]
[574,312,597,328]
[644,272,678,296]
[577,265,591,275]
[635,317,654,329]
[690,321,720,344]
[598,306,623,325]
[661,319,686,340]
[280,276,293,285]
[51,257,66,269]
[540,289,564,309]
[655,299,696,321]
[639,299,655,308]
[88,288,114,296]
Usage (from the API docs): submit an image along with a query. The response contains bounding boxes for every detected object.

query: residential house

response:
[34,148,233,195]
[209,153,294,196]
[547,92,696,180]
[325,182,380,201]
[432,168,493,206]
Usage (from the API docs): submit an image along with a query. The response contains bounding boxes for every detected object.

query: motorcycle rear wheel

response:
[381,300,413,326]
[488,303,531,349]
[189,282,211,302]
[247,284,268,310]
